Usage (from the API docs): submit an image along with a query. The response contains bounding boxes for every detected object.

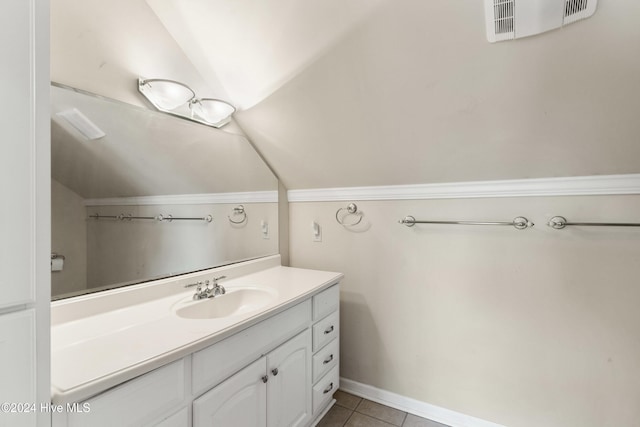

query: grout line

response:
[353,399,408,427]
[343,409,356,427]
[400,412,408,427]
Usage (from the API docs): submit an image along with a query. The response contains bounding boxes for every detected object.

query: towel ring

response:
[336,203,363,226]
[228,205,247,224]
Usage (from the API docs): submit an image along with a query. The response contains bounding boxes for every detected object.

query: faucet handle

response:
[213,275,227,284]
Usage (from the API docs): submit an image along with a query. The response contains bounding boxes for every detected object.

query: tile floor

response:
[317,390,450,427]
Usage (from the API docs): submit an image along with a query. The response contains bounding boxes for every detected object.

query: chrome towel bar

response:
[399,216,534,230]
[89,213,213,223]
[547,216,640,229]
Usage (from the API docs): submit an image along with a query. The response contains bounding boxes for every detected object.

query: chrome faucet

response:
[185,276,227,300]
[185,280,211,300]
[209,275,227,297]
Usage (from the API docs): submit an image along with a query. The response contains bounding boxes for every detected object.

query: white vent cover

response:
[485,0,597,42]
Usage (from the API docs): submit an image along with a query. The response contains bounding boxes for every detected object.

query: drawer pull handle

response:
[261,375,268,383]
[324,325,334,335]
[323,354,334,365]
[323,382,334,394]
[271,368,279,376]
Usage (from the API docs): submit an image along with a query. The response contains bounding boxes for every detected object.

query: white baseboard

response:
[339,377,506,427]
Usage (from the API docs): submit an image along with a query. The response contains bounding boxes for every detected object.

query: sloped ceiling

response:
[51,86,277,199]
[50,0,280,199]
[144,1,640,189]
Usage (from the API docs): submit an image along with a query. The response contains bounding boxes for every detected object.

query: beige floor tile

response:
[402,413,450,427]
[317,405,353,427]
[355,399,407,426]
[345,412,397,427]
[334,390,363,410]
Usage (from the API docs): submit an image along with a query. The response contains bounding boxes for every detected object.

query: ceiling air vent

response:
[564,0,596,24]
[492,0,515,41]
[484,0,597,43]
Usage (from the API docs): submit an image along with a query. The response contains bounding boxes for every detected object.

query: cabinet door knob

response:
[323,354,334,365]
[271,368,279,376]
[261,375,269,383]
[323,382,334,394]
[324,325,334,335]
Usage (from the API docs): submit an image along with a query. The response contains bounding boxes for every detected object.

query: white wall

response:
[289,194,640,427]
[50,0,227,109]
[234,0,640,189]
[51,180,87,296]
[86,203,278,289]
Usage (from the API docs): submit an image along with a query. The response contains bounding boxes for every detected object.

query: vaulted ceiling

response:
[52,0,640,191]
[147,0,640,190]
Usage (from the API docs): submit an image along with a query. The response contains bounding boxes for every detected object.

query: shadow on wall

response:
[340,290,390,386]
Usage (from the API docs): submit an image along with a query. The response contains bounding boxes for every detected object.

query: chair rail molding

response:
[84,191,278,206]
[287,174,640,202]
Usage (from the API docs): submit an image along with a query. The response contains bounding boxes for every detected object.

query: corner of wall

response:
[278,181,290,266]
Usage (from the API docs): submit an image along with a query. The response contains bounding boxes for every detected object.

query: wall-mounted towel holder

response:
[336,203,363,227]
[399,215,534,230]
[89,213,213,222]
[547,216,640,229]
[228,205,248,224]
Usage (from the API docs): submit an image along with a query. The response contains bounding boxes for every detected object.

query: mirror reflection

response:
[51,83,279,300]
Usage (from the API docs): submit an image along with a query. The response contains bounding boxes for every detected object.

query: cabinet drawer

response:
[312,338,338,383]
[313,284,339,321]
[312,310,339,352]
[193,299,311,395]
[68,359,185,427]
[312,366,339,415]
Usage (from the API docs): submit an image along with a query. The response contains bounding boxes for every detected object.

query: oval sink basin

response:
[175,288,276,320]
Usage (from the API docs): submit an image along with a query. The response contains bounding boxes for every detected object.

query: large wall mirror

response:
[51,83,279,300]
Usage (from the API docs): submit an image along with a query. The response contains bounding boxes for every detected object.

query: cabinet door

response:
[267,330,312,427]
[193,357,267,427]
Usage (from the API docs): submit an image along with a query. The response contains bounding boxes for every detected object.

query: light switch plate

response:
[312,221,322,242]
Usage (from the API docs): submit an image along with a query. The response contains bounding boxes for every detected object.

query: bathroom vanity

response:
[51,256,342,427]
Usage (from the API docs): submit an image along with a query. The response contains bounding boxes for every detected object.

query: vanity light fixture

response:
[137,78,235,128]
[56,108,106,140]
[137,78,195,111]
[189,98,236,127]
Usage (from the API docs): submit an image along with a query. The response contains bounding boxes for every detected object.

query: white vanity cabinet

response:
[310,285,340,416]
[52,281,340,427]
[193,329,311,427]
[63,360,187,427]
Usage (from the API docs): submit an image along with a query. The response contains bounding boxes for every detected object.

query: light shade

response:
[189,98,236,127]
[138,78,195,111]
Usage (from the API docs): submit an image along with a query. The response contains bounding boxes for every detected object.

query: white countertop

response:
[51,258,342,404]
